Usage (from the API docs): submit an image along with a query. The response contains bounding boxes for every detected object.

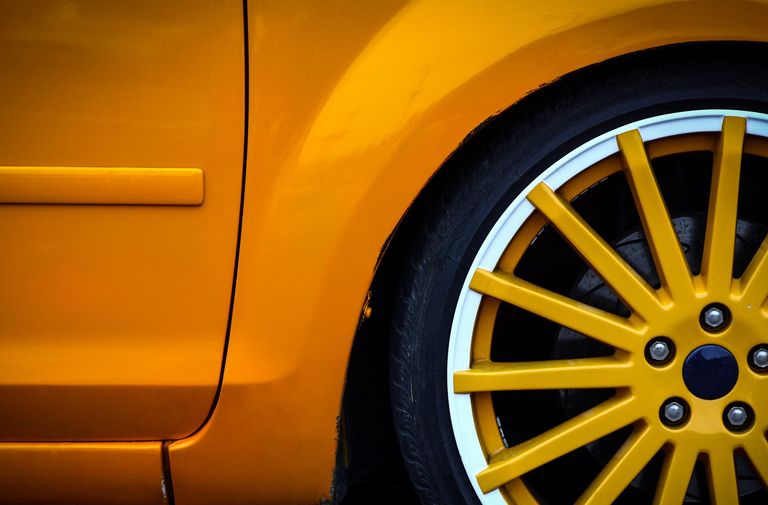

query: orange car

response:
[2,1,768,504]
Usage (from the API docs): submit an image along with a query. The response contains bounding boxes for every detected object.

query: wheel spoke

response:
[454,357,632,393]
[476,395,638,493]
[527,182,663,319]
[576,424,662,505]
[618,130,694,301]
[737,235,768,306]
[653,443,698,505]
[743,435,768,487]
[506,479,539,505]
[707,446,738,505]
[701,117,746,295]
[471,269,642,352]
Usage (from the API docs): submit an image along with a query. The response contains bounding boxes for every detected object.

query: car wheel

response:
[391,45,768,505]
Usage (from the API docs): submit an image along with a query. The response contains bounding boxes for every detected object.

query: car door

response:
[0,0,245,440]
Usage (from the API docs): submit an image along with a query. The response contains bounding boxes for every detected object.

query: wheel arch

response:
[338,39,768,502]
[168,1,768,501]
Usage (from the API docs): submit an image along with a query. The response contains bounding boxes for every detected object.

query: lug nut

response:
[660,398,689,427]
[753,348,768,369]
[648,340,670,362]
[723,403,753,432]
[723,403,754,432]
[727,406,748,427]
[700,304,731,332]
[703,307,724,328]
[663,401,685,423]
[646,337,675,366]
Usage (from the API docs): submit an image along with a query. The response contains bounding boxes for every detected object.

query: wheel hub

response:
[682,345,739,400]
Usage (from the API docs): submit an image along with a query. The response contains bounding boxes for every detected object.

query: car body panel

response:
[3,0,768,503]
[0,0,245,441]
[166,1,768,503]
[0,442,165,505]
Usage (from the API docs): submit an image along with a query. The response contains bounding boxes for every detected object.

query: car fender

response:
[169,1,768,503]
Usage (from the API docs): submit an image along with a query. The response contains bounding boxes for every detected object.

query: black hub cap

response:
[683,345,739,400]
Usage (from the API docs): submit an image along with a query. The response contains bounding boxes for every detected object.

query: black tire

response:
[389,42,768,505]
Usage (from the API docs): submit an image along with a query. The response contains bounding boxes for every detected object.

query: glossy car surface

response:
[1,1,767,503]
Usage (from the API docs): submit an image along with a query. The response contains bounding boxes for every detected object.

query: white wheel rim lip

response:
[446,109,768,504]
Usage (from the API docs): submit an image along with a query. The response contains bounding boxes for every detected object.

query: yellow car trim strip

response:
[0,166,204,205]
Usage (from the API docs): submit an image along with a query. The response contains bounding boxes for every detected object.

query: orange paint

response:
[0,0,767,502]
[169,1,768,503]
[0,0,244,442]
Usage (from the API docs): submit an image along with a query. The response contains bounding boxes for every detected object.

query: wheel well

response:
[334,40,768,504]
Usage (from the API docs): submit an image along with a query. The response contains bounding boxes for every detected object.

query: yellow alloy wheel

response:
[389,49,768,505]
[448,112,768,504]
